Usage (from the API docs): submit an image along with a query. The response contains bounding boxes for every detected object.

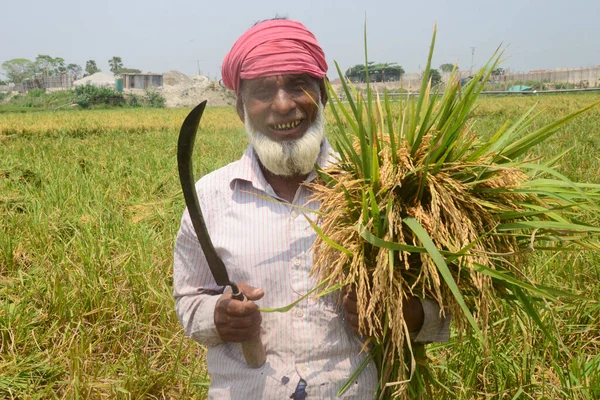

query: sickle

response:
[177,100,266,368]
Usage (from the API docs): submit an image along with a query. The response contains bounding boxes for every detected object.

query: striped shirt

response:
[173,139,449,399]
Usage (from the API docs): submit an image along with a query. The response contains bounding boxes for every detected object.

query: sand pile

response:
[160,70,235,108]
[74,72,116,88]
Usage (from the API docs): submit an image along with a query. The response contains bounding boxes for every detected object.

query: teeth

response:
[274,120,301,130]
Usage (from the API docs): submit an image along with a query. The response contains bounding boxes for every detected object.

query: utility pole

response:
[470,47,476,74]
[197,60,201,76]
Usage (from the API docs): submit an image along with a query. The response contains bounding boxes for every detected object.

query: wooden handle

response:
[241,335,266,368]
[231,288,266,368]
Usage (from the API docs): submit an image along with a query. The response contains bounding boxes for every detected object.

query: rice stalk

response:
[309,25,600,399]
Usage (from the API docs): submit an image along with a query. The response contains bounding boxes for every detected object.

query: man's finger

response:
[221,298,259,317]
[237,282,265,301]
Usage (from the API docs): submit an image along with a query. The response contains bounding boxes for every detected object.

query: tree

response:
[66,63,82,79]
[439,63,456,73]
[1,58,34,83]
[85,60,101,76]
[344,62,404,83]
[114,67,142,74]
[492,68,505,76]
[33,55,65,75]
[108,57,123,74]
[428,68,442,86]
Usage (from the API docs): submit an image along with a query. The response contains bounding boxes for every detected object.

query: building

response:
[121,73,163,90]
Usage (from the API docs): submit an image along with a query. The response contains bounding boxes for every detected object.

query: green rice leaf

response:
[509,284,555,344]
[304,214,353,256]
[357,223,428,254]
[259,280,330,313]
[500,100,600,161]
[497,221,600,232]
[368,188,383,237]
[384,90,398,164]
[403,217,484,343]
[472,262,585,300]
[410,25,436,149]
[337,352,374,396]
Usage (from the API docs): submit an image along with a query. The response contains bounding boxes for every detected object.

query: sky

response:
[1,0,599,81]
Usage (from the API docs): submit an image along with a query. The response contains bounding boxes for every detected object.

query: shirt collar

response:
[230,137,336,192]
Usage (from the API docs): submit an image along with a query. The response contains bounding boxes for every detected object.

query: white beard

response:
[244,101,325,177]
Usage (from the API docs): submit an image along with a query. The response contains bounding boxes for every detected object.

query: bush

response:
[555,82,576,90]
[144,88,166,108]
[524,80,545,90]
[128,93,141,107]
[27,89,45,98]
[74,84,124,109]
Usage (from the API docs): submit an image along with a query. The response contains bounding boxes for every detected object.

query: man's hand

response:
[342,285,424,335]
[214,282,264,343]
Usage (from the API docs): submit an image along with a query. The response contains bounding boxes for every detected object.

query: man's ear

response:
[319,78,328,107]
[235,95,245,122]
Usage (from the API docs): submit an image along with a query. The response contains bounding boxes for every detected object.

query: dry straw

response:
[308,26,600,399]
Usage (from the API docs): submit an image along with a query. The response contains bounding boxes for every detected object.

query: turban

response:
[222,20,328,95]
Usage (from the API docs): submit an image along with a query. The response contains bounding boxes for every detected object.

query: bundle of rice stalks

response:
[309,27,600,399]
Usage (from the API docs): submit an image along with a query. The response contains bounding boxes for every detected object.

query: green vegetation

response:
[74,84,125,109]
[0,90,75,112]
[439,63,455,72]
[85,60,101,76]
[427,68,442,86]
[0,86,167,112]
[1,58,34,83]
[144,88,167,108]
[1,55,83,84]
[108,56,124,74]
[107,57,141,75]
[345,62,405,82]
[319,31,600,397]
[0,95,599,398]
[0,107,244,398]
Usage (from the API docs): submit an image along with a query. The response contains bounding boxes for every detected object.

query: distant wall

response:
[14,73,76,93]
[498,67,600,87]
[330,73,422,95]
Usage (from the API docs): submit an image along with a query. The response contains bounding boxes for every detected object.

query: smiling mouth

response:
[272,119,302,131]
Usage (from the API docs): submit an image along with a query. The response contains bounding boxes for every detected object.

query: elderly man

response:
[173,18,449,399]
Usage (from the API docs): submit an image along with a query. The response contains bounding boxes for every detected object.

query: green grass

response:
[0,107,247,398]
[1,94,599,398]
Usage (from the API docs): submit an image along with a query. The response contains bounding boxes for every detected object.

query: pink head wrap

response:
[222,19,328,95]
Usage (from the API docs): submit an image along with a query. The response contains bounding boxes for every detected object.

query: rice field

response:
[1,94,599,399]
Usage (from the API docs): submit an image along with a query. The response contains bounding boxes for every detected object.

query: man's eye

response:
[293,83,307,92]
[252,89,270,98]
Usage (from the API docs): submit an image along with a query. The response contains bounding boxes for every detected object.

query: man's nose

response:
[271,88,295,114]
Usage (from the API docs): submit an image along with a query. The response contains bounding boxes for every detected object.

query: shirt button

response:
[293,259,301,267]
[295,309,304,318]
[291,210,299,218]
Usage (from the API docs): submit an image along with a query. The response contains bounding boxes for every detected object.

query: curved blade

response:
[177,101,238,293]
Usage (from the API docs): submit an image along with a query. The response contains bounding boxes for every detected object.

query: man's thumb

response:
[237,282,264,301]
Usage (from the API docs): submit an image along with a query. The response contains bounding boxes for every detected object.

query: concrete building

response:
[121,73,163,90]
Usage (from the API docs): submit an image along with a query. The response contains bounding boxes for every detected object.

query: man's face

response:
[237,74,328,177]
[237,74,326,142]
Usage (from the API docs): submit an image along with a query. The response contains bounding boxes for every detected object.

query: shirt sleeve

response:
[410,298,452,343]
[173,207,224,347]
